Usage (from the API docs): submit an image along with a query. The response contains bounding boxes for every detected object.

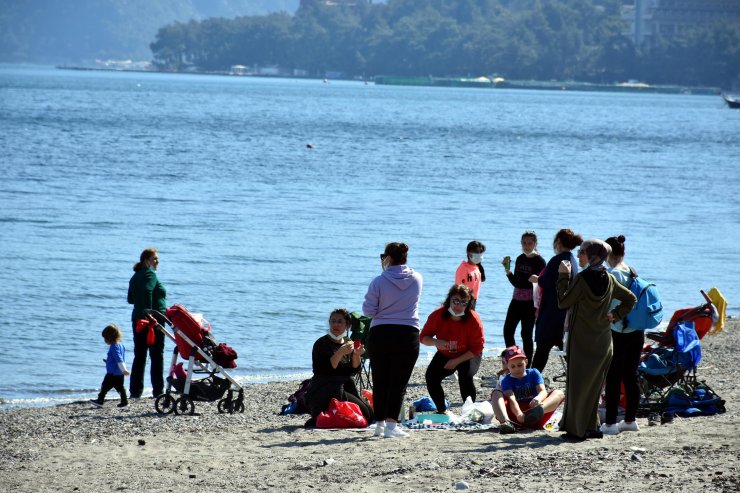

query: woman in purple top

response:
[363,242,423,439]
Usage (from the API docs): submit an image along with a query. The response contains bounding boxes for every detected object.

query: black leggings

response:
[502,299,536,363]
[425,351,482,413]
[98,373,127,402]
[531,337,563,373]
[308,381,374,423]
[130,321,165,398]
[604,330,645,424]
[368,324,420,421]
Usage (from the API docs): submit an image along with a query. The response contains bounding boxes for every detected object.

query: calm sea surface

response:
[1,65,738,409]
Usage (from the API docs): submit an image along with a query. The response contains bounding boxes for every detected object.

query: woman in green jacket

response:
[128,248,167,398]
[556,239,636,440]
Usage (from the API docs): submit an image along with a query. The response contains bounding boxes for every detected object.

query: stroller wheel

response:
[155,393,176,415]
[217,398,232,414]
[234,400,245,413]
[174,396,195,416]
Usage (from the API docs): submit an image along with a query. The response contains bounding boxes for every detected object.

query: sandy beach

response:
[2,319,738,493]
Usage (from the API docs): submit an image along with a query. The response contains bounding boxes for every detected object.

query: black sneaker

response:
[585,430,604,439]
[524,404,545,425]
[499,421,517,434]
[561,432,585,442]
[89,399,104,408]
[118,401,129,408]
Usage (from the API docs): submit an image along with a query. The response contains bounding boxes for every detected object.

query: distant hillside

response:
[0,0,300,63]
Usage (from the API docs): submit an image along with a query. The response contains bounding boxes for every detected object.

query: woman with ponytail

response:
[530,229,583,372]
[502,231,546,364]
[127,248,167,399]
[363,242,423,438]
[600,235,643,435]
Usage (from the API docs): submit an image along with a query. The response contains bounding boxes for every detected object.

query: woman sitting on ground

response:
[304,308,374,427]
[420,284,485,415]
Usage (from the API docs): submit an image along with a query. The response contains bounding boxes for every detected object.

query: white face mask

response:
[524,250,538,257]
[327,328,348,341]
[448,307,464,318]
[469,253,483,264]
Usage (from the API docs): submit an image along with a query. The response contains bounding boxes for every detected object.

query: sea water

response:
[1,65,738,409]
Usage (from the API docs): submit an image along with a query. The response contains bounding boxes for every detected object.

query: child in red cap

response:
[501,345,564,428]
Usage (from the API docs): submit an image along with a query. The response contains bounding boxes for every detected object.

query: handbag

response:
[135,317,156,346]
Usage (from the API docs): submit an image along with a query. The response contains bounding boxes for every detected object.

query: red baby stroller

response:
[145,305,244,415]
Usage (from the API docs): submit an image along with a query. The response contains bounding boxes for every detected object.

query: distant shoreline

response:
[55,65,721,96]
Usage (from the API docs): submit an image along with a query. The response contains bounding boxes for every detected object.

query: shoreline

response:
[1,320,737,492]
[0,345,521,411]
[54,65,724,95]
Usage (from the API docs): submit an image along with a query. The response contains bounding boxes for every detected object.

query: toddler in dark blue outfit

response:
[90,324,130,408]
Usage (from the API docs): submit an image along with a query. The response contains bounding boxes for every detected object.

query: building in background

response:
[623,0,740,48]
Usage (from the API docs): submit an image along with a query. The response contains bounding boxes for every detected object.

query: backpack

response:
[624,267,663,330]
[663,384,725,417]
[279,378,312,415]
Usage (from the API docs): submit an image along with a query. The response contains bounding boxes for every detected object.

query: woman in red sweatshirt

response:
[420,284,485,414]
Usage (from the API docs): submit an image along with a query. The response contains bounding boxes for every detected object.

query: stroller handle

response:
[700,290,712,304]
[699,290,719,322]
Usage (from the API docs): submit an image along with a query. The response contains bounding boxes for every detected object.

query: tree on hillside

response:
[146,0,740,88]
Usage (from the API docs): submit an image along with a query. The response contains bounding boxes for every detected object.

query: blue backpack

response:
[624,268,664,330]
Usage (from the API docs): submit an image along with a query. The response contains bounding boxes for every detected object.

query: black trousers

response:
[129,321,165,398]
[98,373,127,402]
[308,381,374,423]
[604,330,645,424]
[531,337,563,373]
[368,324,419,421]
[425,351,482,413]
[503,299,536,363]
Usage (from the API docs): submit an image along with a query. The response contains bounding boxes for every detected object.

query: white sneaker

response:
[383,424,409,439]
[373,421,386,437]
[600,423,620,435]
[618,420,640,432]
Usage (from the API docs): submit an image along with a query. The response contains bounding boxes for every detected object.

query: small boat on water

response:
[723,94,740,109]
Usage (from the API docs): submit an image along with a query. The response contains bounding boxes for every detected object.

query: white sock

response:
[373,420,386,436]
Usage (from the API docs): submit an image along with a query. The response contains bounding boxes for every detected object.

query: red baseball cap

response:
[503,345,526,363]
